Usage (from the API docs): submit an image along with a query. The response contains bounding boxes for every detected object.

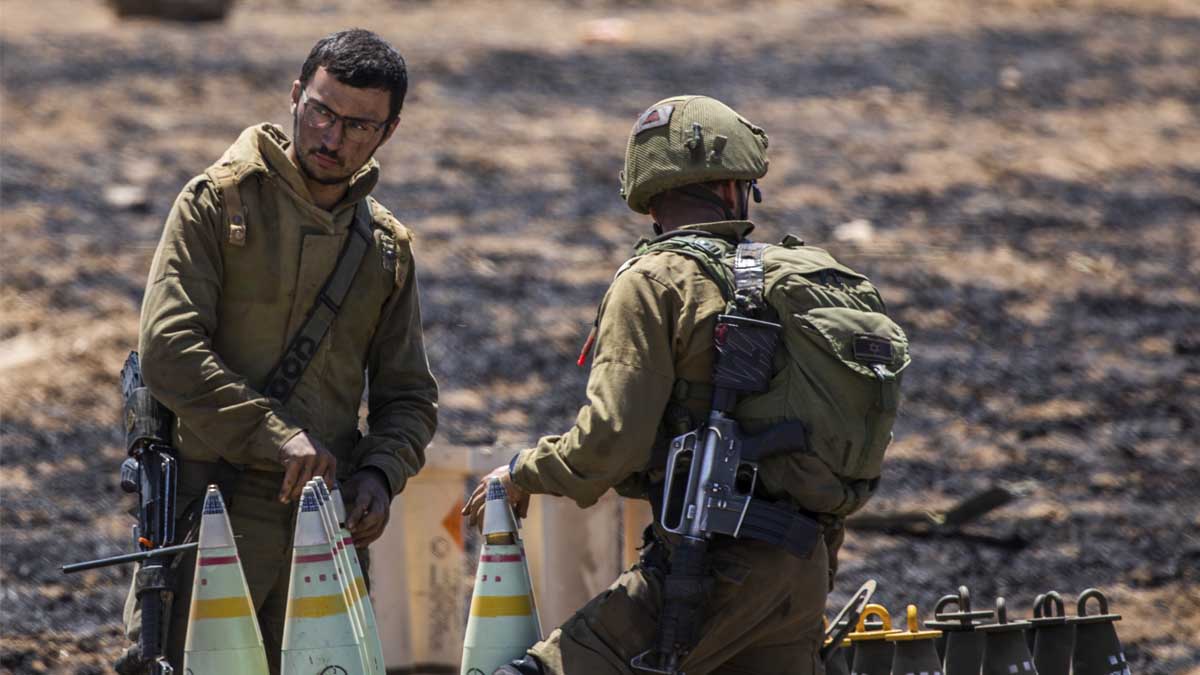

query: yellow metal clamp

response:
[887,604,943,642]
[847,604,902,642]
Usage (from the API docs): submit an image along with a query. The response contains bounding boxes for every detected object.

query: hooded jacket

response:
[138,123,438,495]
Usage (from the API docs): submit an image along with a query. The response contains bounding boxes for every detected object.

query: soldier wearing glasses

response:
[122,29,438,673]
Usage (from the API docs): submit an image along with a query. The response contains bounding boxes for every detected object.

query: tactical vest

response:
[626,231,911,515]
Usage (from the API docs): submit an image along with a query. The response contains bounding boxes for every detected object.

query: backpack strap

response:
[732,242,769,316]
[631,231,739,301]
[262,201,374,403]
[206,165,248,247]
[578,232,739,368]
[621,233,744,466]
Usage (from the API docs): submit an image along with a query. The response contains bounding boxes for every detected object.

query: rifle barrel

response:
[62,541,198,574]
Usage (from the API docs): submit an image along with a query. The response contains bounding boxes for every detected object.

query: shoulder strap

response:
[206,165,247,247]
[631,232,739,301]
[262,200,374,403]
[732,242,770,316]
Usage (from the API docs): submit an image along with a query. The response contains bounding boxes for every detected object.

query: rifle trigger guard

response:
[731,464,758,539]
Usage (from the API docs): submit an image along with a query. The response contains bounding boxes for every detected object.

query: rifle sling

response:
[646,484,821,559]
[736,498,820,558]
[263,200,374,404]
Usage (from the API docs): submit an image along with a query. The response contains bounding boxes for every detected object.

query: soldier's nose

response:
[321,125,344,151]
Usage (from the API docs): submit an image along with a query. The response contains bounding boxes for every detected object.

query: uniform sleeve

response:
[139,178,304,463]
[351,243,439,497]
[511,268,678,508]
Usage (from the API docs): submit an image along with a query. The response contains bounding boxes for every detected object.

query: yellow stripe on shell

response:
[470,594,533,617]
[191,596,254,620]
[289,594,349,619]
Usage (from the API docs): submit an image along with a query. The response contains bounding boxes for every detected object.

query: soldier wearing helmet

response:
[465,95,838,675]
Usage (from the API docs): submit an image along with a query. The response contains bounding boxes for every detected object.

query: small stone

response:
[580,18,632,45]
[102,185,150,212]
[999,66,1023,91]
[834,218,876,244]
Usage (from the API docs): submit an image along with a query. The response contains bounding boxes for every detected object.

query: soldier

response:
[466,96,904,675]
[121,29,438,673]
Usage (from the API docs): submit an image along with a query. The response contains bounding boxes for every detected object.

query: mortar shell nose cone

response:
[482,478,518,537]
[184,485,269,673]
[294,485,330,548]
[314,476,332,502]
[330,482,348,524]
[198,485,236,549]
[301,484,319,510]
[487,478,507,502]
[202,485,226,514]
[463,536,541,673]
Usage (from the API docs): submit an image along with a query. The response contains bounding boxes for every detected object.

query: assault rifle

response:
[632,315,818,675]
[63,352,191,675]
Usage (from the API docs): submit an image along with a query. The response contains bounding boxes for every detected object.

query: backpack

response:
[631,231,911,513]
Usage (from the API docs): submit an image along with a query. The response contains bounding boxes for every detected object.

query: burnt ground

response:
[1,0,1198,673]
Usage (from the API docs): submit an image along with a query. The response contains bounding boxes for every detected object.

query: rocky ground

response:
[2,0,1198,673]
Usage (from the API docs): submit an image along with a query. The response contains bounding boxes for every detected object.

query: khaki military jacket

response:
[512,220,858,514]
[511,221,746,508]
[138,124,438,495]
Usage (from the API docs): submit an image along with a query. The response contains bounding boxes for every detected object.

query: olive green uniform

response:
[511,221,836,675]
[124,124,438,671]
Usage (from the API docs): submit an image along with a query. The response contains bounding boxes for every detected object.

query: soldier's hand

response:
[277,433,336,503]
[342,469,392,547]
[462,463,530,531]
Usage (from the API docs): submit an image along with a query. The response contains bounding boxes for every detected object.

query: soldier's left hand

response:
[342,469,391,547]
[462,463,530,531]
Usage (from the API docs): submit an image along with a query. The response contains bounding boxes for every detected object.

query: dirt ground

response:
[2,0,1198,673]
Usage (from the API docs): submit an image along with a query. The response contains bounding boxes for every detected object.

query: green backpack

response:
[632,231,911,515]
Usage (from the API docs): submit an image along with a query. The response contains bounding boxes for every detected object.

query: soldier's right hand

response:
[277,433,336,503]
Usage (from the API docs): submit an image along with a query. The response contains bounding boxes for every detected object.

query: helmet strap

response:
[652,222,664,236]
[741,180,762,220]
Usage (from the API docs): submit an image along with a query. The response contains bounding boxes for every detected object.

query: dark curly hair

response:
[299,29,408,121]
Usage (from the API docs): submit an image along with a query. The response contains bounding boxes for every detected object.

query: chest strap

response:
[262,201,374,403]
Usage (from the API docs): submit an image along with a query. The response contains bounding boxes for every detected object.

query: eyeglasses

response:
[299,91,388,143]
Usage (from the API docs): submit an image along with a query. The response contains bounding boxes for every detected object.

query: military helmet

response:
[619,95,769,214]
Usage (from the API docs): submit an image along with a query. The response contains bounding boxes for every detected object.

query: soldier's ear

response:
[380,115,401,145]
[290,80,302,110]
[714,180,741,212]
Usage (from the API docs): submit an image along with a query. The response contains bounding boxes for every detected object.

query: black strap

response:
[646,482,820,559]
[263,201,374,403]
[737,499,820,558]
